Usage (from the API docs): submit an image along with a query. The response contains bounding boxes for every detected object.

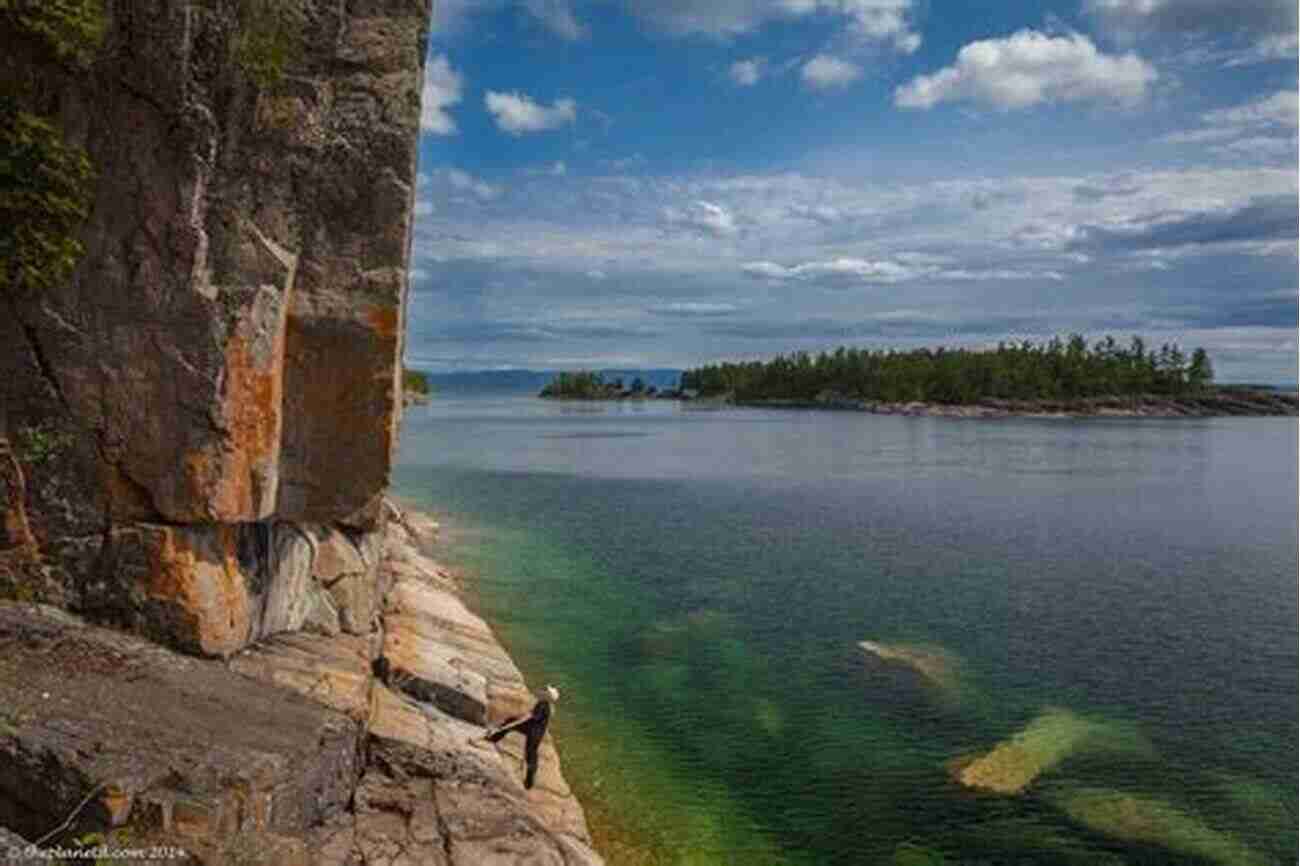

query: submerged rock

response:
[1050,787,1270,866]
[949,708,1102,794]
[949,708,1153,795]
[858,640,959,692]
[892,841,945,865]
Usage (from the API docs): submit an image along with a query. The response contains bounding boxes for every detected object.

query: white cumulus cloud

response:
[801,54,862,89]
[730,58,765,86]
[826,0,922,51]
[485,91,579,135]
[895,30,1157,110]
[422,55,464,134]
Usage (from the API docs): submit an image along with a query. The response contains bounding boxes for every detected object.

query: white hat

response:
[544,684,560,702]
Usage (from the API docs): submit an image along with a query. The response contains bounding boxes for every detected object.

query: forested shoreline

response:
[539,336,1297,416]
[679,336,1215,403]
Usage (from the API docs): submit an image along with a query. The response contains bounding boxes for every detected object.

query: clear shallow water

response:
[393,392,1298,866]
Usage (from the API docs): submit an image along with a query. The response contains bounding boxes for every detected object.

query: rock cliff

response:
[1,0,422,651]
[0,2,603,863]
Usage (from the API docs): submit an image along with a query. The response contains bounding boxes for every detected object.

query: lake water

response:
[392,390,1298,866]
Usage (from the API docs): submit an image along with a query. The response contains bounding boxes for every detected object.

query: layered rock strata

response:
[0,505,603,865]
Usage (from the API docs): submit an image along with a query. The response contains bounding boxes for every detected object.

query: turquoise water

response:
[393,391,1298,865]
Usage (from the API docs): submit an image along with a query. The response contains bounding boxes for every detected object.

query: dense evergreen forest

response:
[679,335,1215,404]
[540,371,661,399]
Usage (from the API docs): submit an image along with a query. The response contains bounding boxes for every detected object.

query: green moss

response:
[0,103,95,297]
[233,0,304,88]
[13,423,72,466]
[0,0,106,67]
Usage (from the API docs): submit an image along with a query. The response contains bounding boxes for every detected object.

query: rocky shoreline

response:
[731,389,1299,418]
[0,502,604,866]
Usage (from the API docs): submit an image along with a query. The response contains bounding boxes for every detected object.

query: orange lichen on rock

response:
[143,525,252,657]
[365,304,400,341]
[214,323,286,519]
[0,445,35,552]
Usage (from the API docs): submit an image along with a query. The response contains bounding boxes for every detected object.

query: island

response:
[539,371,684,400]
[675,336,1297,417]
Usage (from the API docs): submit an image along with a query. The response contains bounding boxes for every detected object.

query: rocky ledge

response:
[0,505,603,866]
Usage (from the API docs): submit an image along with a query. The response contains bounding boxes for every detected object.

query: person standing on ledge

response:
[481,684,559,789]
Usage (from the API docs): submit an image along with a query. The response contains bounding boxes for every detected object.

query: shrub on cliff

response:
[0,0,104,299]
[403,367,432,396]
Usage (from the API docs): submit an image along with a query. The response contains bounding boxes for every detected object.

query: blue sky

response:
[407,0,1298,382]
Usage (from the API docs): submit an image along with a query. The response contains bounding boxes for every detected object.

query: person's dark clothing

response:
[486,698,552,789]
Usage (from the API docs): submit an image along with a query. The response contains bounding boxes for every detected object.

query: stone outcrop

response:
[0,506,604,864]
[0,0,425,656]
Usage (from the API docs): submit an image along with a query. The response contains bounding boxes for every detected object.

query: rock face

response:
[0,0,425,656]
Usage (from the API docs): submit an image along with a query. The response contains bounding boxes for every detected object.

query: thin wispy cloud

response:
[649,302,742,317]
[662,201,741,238]
[621,0,921,50]
[1085,0,1297,45]
[1161,90,1297,162]
[523,0,587,40]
